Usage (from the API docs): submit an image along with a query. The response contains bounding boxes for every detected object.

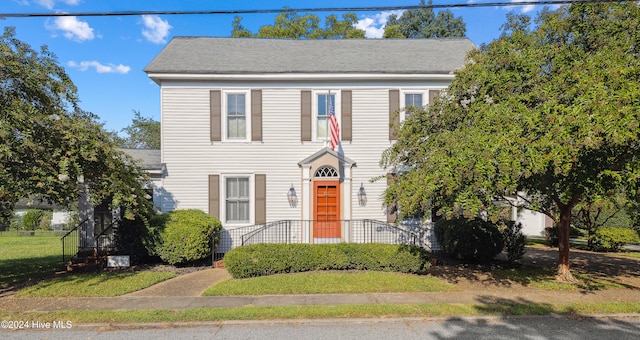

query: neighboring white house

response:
[144,37,547,253]
[12,200,73,231]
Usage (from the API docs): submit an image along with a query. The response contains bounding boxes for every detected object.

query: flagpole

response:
[327,89,331,149]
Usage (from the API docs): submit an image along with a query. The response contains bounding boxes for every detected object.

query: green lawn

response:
[1,235,175,297]
[2,302,640,324]
[17,271,176,297]
[0,236,63,289]
[203,271,457,296]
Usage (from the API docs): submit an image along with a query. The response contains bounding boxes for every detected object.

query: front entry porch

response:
[213,219,440,261]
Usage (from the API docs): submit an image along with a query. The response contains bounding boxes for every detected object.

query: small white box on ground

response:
[107,255,130,267]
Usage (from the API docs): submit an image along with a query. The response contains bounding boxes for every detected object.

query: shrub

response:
[434,217,504,263]
[10,214,22,230]
[224,243,430,278]
[115,212,164,264]
[39,210,52,231]
[501,221,526,264]
[158,209,222,265]
[21,209,48,231]
[592,226,640,252]
[543,226,558,247]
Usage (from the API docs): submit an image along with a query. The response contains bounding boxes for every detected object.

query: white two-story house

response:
[145,37,549,254]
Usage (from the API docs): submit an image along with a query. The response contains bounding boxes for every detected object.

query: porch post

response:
[301,164,312,244]
[342,165,352,243]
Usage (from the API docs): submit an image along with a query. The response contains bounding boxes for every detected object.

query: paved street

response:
[4,315,640,340]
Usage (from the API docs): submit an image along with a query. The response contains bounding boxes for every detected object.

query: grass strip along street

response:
[1,302,640,324]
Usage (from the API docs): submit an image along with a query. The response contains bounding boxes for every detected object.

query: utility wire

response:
[0,0,635,18]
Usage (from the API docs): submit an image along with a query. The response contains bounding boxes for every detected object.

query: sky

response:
[1,0,556,134]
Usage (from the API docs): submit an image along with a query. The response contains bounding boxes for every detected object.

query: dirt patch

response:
[123,263,212,276]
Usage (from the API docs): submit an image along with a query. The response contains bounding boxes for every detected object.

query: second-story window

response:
[227,93,246,139]
[316,93,335,140]
[404,93,423,118]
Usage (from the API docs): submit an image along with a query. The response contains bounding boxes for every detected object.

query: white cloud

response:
[46,16,94,41]
[356,11,404,39]
[509,0,564,13]
[511,0,536,13]
[68,60,131,74]
[35,0,81,10]
[141,15,172,44]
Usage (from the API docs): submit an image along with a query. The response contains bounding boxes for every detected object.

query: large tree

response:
[383,0,466,38]
[115,110,160,149]
[0,27,153,220]
[232,10,365,39]
[381,2,640,281]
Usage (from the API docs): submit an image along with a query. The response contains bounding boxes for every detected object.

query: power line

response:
[0,0,634,18]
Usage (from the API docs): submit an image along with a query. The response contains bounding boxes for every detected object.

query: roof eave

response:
[146,72,456,84]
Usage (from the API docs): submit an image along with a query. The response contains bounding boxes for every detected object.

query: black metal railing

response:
[95,219,119,252]
[212,219,426,260]
[61,218,120,265]
[61,218,89,265]
[242,220,299,245]
[356,219,418,245]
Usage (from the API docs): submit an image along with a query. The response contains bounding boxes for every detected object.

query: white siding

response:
[516,209,548,237]
[347,89,392,222]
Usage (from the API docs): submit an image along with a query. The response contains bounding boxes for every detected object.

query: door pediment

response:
[298,147,356,169]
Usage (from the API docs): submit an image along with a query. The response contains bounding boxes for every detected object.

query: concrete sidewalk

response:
[2,289,640,312]
[125,268,232,297]
[2,268,640,312]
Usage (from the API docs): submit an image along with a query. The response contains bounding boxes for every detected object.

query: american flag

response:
[328,95,339,150]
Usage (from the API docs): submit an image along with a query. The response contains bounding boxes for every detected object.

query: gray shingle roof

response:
[144,37,475,75]
[121,149,162,171]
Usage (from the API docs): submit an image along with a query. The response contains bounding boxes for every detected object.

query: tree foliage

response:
[381,3,640,281]
[114,110,160,149]
[21,209,51,231]
[0,27,154,220]
[383,0,466,38]
[231,10,365,39]
[573,193,634,250]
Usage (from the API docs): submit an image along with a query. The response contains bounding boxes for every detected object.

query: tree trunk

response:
[557,205,578,282]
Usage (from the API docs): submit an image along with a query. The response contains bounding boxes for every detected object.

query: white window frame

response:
[221,174,254,226]
[222,89,252,142]
[313,90,341,142]
[400,90,426,122]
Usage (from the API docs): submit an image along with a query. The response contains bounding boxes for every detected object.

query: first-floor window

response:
[226,177,249,222]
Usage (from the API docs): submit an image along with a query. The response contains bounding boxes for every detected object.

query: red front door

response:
[313,181,340,238]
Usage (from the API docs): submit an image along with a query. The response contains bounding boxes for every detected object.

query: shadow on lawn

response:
[0,254,63,294]
[523,247,640,289]
[427,246,640,289]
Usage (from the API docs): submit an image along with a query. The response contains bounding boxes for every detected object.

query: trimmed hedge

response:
[224,243,431,278]
[434,217,504,263]
[158,209,222,265]
[592,226,640,252]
